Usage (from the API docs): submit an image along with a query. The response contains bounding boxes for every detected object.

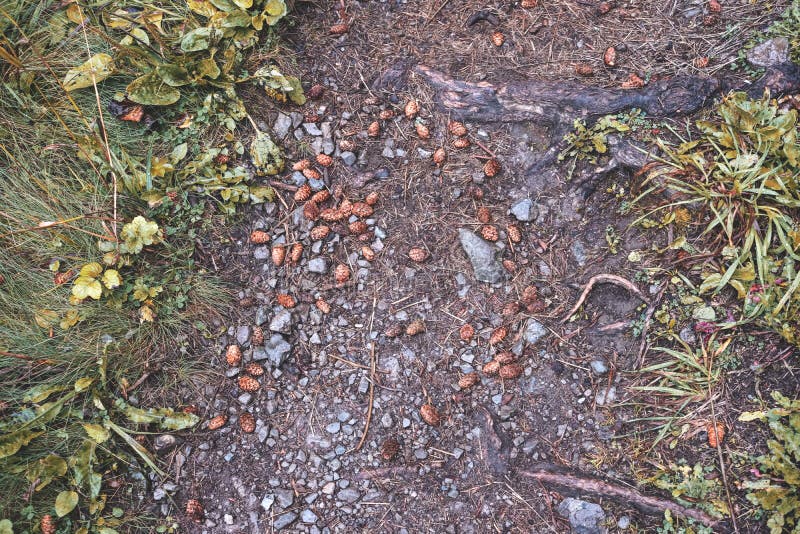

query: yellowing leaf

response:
[65,3,85,24]
[60,309,80,330]
[263,0,287,25]
[101,269,121,289]
[0,519,13,534]
[120,216,162,254]
[82,423,110,443]
[127,73,181,106]
[188,0,218,17]
[72,276,103,300]
[74,377,94,392]
[139,305,155,323]
[0,429,43,459]
[34,309,59,328]
[26,454,67,490]
[738,410,767,422]
[79,262,103,278]
[699,273,722,294]
[63,53,114,91]
[55,490,79,517]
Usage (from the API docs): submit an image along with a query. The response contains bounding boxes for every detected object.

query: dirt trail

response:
[147,1,792,532]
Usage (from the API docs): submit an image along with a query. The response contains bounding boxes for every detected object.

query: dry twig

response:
[561,273,649,324]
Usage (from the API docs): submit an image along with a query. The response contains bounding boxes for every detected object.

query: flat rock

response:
[308,257,329,273]
[272,113,292,139]
[270,309,293,333]
[458,228,506,284]
[303,123,323,136]
[273,512,297,530]
[509,198,536,222]
[747,37,789,67]
[523,320,548,345]
[557,498,607,534]
[260,334,291,367]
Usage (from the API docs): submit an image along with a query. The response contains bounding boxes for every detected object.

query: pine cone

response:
[207,415,227,430]
[433,147,446,166]
[448,121,467,137]
[245,362,264,376]
[186,499,205,523]
[307,84,325,99]
[489,326,508,345]
[507,224,522,243]
[239,412,256,433]
[502,259,517,273]
[316,153,333,167]
[292,159,311,171]
[365,191,380,206]
[522,285,539,303]
[289,243,303,264]
[502,302,521,316]
[408,247,429,263]
[384,323,404,338]
[310,225,331,240]
[458,372,480,390]
[452,137,471,149]
[367,121,381,137]
[41,515,56,534]
[320,208,344,222]
[329,23,349,34]
[380,437,400,460]
[250,230,270,244]
[481,225,499,242]
[521,0,537,6]
[303,201,320,221]
[302,167,321,180]
[226,345,242,366]
[499,363,524,379]
[405,319,425,336]
[338,199,353,217]
[404,100,419,119]
[351,202,374,218]
[575,64,594,76]
[238,375,261,392]
[361,246,376,261]
[272,244,287,266]
[477,207,491,224]
[415,123,431,139]
[251,327,264,346]
[495,351,515,364]
[482,360,501,375]
[348,221,367,235]
[707,421,726,448]
[316,298,331,314]
[294,184,312,202]
[379,109,395,120]
[311,190,331,204]
[420,403,441,426]
[483,158,501,177]
[459,323,475,341]
[276,293,296,308]
[491,31,505,47]
[334,264,351,284]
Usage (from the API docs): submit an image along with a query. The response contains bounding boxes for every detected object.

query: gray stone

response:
[325,422,341,434]
[416,147,433,158]
[557,498,607,534]
[571,241,588,266]
[272,113,292,139]
[590,360,608,375]
[153,434,180,454]
[290,112,304,128]
[253,246,269,260]
[300,509,318,524]
[270,309,292,333]
[255,306,268,326]
[747,37,790,67]
[340,151,356,166]
[236,325,251,345]
[303,123,323,136]
[523,320,548,345]
[509,198,536,222]
[275,488,294,509]
[617,516,631,529]
[458,228,506,284]
[337,488,361,504]
[679,325,696,345]
[260,334,291,366]
[382,146,395,158]
[308,258,329,274]
[273,512,297,530]
[153,487,166,500]
[595,387,616,406]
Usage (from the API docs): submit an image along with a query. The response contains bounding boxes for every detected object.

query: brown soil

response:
[143,1,800,532]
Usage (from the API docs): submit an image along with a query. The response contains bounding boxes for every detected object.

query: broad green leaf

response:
[123,405,199,430]
[71,439,95,488]
[127,73,181,106]
[0,519,12,534]
[23,384,67,403]
[74,377,94,392]
[63,53,114,91]
[249,130,284,176]
[55,490,78,517]
[181,27,220,52]
[27,454,67,490]
[82,423,109,443]
[263,0,287,25]
[285,75,306,105]
[740,410,767,422]
[102,269,121,289]
[72,276,102,300]
[156,64,192,87]
[171,143,188,163]
[0,430,42,458]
